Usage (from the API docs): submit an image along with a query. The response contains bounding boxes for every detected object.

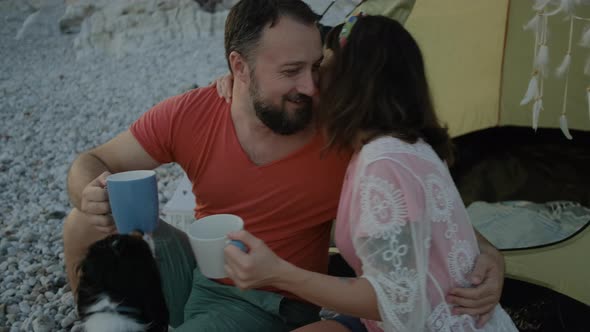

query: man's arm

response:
[68,130,160,208]
[449,229,505,327]
[67,130,161,232]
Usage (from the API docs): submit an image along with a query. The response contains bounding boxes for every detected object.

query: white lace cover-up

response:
[334,137,518,332]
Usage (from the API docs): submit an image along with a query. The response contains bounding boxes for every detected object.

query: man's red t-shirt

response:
[130,86,348,293]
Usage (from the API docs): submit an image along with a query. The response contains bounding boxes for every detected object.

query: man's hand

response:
[79,171,116,234]
[447,244,505,327]
[215,73,234,103]
[224,230,289,290]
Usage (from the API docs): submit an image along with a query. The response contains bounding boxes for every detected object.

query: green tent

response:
[405,0,590,307]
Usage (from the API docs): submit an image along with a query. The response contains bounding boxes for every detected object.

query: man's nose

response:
[297,69,319,97]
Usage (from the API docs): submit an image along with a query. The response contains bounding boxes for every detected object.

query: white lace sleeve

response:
[350,156,432,332]
[345,138,518,332]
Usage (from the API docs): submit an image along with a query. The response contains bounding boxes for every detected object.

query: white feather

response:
[523,14,541,33]
[536,45,550,75]
[584,57,590,76]
[546,0,576,15]
[580,26,590,47]
[520,74,539,105]
[563,0,576,13]
[556,53,572,77]
[559,114,574,139]
[82,296,147,332]
[15,11,40,40]
[532,99,543,131]
[533,0,553,10]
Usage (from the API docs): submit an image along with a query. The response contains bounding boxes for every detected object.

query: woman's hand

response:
[224,230,291,290]
[214,73,234,103]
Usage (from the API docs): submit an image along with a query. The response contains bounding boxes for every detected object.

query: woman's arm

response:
[224,231,381,320]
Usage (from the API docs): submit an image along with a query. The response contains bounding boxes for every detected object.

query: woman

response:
[224,15,517,332]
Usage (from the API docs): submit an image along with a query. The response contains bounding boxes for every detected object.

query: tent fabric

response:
[451,126,590,208]
[451,126,590,305]
[405,0,509,137]
[502,224,589,306]
[405,0,590,137]
[352,0,415,25]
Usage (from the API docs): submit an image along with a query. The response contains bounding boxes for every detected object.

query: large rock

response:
[59,0,237,57]
[0,0,36,14]
[58,0,106,34]
[56,0,353,58]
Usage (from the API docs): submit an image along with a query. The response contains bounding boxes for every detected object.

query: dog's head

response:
[76,233,169,332]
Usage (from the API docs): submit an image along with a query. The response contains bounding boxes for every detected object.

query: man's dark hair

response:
[224,0,319,71]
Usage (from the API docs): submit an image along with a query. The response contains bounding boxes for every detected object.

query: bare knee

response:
[293,320,352,332]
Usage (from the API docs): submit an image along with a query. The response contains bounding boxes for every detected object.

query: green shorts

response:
[153,220,321,331]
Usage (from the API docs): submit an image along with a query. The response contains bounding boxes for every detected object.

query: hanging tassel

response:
[546,0,576,16]
[559,114,574,139]
[532,99,543,131]
[579,26,590,47]
[521,72,539,105]
[533,0,552,11]
[556,53,572,77]
[536,44,550,75]
[562,0,576,14]
[584,57,590,76]
[524,14,541,33]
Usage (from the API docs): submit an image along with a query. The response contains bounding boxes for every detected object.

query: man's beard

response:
[250,79,313,136]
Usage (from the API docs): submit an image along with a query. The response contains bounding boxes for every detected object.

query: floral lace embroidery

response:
[427,302,452,332]
[360,175,408,239]
[383,267,419,314]
[427,303,478,332]
[424,174,455,224]
[447,240,476,287]
[359,174,420,328]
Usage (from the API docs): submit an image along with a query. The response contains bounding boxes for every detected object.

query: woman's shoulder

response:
[359,136,442,166]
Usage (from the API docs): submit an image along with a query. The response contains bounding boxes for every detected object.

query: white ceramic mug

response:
[187,214,244,279]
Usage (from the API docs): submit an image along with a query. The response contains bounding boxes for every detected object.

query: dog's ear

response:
[128,230,156,257]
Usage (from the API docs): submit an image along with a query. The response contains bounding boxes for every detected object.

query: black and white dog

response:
[76,233,169,331]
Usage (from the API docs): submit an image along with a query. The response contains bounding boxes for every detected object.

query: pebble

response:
[0,0,350,330]
[32,315,53,332]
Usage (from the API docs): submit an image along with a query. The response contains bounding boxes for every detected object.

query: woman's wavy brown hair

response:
[319,15,454,165]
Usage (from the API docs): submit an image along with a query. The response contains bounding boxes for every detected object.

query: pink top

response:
[334,136,517,332]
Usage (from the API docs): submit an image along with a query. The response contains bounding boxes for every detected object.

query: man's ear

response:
[229,51,251,83]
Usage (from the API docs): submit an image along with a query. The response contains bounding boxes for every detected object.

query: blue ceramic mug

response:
[106,170,159,234]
